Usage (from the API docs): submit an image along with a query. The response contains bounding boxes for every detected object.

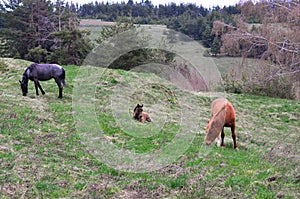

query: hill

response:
[0,58,299,198]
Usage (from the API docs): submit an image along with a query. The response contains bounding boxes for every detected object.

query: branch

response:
[273,40,300,54]
[266,69,300,82]
[271,2,292,11]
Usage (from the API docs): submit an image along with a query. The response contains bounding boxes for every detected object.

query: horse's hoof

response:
[235,147,239,151]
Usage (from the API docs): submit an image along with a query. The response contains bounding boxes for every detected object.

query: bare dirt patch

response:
[80,19,116,26]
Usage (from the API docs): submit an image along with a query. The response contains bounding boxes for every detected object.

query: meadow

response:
[0,56,299,198]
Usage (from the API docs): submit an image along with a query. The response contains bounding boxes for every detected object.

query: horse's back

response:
[35,64,63,72]
[211,98,227,116]
[211,98,235,127]
[29,63,64,81]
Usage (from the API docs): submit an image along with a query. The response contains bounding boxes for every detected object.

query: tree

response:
[202,25,213,48]
[0,0,35,58]
[49,2,92,65]
[94,20,175,70]
[213,0,300,99]
[211,36,221,56]
[0,0,91,65]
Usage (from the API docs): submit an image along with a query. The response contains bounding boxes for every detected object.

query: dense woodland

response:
[0,0,299,99]
[0,0,92,65]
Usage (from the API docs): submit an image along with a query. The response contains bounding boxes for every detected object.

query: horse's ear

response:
[19,80,22,84]
[141,104,143,107]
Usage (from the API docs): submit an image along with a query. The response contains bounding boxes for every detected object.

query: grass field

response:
[79,19,258,84]
[0,58,299,198]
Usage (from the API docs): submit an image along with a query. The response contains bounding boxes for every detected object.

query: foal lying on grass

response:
[205,98,238,150]
[133,104,152,123]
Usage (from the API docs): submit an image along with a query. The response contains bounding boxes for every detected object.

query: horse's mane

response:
[207,103,226,130]
[205,101,227,145]
[22,68,30,82]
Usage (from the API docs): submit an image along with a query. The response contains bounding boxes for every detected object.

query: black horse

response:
[20,63,66,98]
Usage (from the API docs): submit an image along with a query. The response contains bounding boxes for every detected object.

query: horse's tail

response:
[61,68,66,86]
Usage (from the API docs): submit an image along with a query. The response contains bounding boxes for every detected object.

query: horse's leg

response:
[221,127,225,147]
[231,125,238,149]
[216,134,221,147]
[139,117,144,123]
[146,116,152,122]
[37,82,45,95]
[55,78,63,98]
[34,80,39,96]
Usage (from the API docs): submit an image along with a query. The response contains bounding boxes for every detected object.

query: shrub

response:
[0,59,9,73]
[222,64,297,99]
[222,68,243,94]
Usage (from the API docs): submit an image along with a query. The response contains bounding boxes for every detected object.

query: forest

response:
[0,0,92,65]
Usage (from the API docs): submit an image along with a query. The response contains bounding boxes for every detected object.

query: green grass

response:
[0,58,299,198]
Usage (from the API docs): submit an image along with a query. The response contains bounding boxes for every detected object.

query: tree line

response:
[0,0,241,64]
[0,0,274,65]
[77,0,240,51]
[0,0,91,65]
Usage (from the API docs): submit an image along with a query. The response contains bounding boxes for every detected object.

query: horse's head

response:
[133,104,143,120]
[19,80,28,96]
[205,120,213,145]
[205,107,226,146]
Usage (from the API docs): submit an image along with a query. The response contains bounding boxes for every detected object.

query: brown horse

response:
[205,98,238,149]
[133,104,152,123]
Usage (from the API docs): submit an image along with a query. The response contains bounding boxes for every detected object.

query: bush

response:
[222,64,297,100]
[25,46,48,63]
[0,59,9,73]
[222,68,243,94]
[244,76,296,100]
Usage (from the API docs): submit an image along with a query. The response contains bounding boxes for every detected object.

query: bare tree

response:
[213,0,300,99]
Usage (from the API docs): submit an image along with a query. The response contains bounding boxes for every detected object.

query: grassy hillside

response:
[79,21,257,90]
[0,58,299,198]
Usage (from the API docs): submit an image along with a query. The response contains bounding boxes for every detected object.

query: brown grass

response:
[80,19,116,26]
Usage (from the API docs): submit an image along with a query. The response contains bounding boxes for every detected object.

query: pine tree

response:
[0,0,91,65]
[94,20,174,70]
[0,0,32,58]
[211,36,221,56]
[202,25,213,48]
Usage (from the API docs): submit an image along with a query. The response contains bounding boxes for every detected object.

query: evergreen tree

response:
[211,36,221,56]
[49,2,92,65]
[95,20,175,70]
[0,0,91,65]
[202,25,213,48]
[0,0,34,58]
